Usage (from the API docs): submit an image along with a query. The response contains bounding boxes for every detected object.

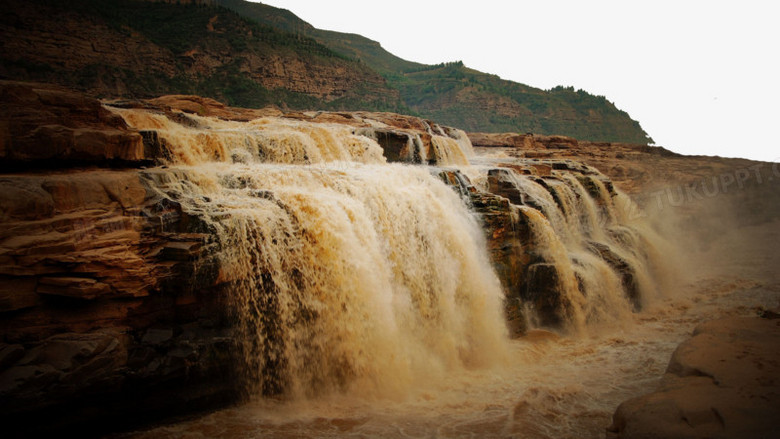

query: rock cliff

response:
[0,0,401,111]
[0,82,246,436]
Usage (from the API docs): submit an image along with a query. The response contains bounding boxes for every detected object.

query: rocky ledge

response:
[608,314,780,438]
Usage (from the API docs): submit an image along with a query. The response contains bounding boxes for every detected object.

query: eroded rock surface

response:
[0,80,144,167]
[0,167,240,436]
[608,316,780,439]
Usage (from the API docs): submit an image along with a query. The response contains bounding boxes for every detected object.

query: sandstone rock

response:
[0,331,127,403]
[469,132,530,148]
[0,166,239,434]
[487,168,526,205]
[436,169,531,336]
[0,81,144,167]
[0,344,24,369]
[0,277,38,312]
[141,328,174,345]
[608,316,780,438]
[0,178,55,221]
[145,95,282,122]
[36,277,111,300]
[350,111,431,132]
[357,128,417,163]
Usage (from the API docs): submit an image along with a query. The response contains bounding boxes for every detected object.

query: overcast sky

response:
[256,0,778,162]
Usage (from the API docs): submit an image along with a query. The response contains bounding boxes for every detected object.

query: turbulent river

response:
[107,108,779,438]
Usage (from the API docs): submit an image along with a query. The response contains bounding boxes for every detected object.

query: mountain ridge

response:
[1,0,651,143]
[214,0,652,144]
[0,0,405,111]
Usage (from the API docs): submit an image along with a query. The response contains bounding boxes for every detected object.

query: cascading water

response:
[442,127,477,158]
[115,105,670,349]
[468,161,668,332]
[108,107,720,438]
[113,108,387,166]
[115,108,508,398]
[431,135,471,166]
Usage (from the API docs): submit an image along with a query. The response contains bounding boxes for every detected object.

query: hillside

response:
[215,0,653,144]
[0,0,653,143]
[213,0,426,74]
[0,0,404,111]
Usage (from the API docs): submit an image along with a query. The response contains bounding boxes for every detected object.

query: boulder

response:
[524,263,567,327]
[608,316,780,438]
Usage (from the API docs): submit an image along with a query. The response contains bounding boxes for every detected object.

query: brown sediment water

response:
[109,108,779,438]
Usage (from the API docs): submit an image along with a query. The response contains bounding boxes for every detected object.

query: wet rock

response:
[587,241,640,309]
[141,130,173,163]
[608,316,780,438]
[0,331,127,406]
[524,263,566,327]
[0,164,241,434]
[357,128,418,162]
[467,189,529,336]
[141,328,174,345]
[486,169,524,205]
[0,344,24,369]
[160,241,204,261]
[438,169,476,199]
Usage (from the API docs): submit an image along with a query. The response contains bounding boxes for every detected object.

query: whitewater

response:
[107,108,779,438]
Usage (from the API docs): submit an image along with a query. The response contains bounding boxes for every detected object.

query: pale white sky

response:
[256,0,778,162]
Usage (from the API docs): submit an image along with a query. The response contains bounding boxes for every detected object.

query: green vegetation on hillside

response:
[66,0,342,58]
[1,0,653,143]
[215,0,653,143]
[1,0,405,112]
[215,0,424,74]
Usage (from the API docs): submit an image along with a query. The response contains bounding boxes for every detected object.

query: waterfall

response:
[112,106,669,397]
[112,108,387,165]
[431,135,471,166]
[442,126,476,158]
[114,108,508,397]
[481,164,666,330]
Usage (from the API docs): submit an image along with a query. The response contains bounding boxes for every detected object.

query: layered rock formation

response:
[214,1,654,144]
[0,80,145,168]
[0,82,243,436]
[0,0,400,110]
[608,315,780,439]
